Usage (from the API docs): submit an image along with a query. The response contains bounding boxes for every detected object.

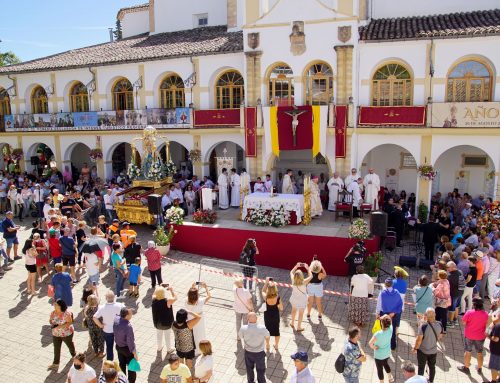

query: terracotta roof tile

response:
[0,25,243,74]
[359,9,500,41]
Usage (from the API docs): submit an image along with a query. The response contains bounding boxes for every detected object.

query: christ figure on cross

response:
[284,107,307,147]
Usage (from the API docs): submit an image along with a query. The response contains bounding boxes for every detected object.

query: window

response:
[372,63,412,106]
[215,70,244,109]
[400,152,416,169]
[31,86,49,114]
[70,82,89,112]
[160,75,185,109]
[305,62,333,105]
[268,64,294,106]
[447,60,492,102]
[112,78,134,111]
[0,89,11,116]
[462,154,488,167]
[195,14,208,27]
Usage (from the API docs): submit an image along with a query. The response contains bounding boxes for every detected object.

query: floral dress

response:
[50,310,74,338]
[85,305,104,354]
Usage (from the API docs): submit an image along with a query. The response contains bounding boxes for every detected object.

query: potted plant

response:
[348,218,370,240]
[364,251,384,284]
[418,201,429,224]
[89,148,103,162]
[192,209,218,224]
[153,225,176,256]
[417,164,436,181]
[165,205,184,225]
[188,149,202,163]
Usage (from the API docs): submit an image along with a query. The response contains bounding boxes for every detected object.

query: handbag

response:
[371,318,382,334]
[334,353,346,373]
[128,357,141,372]
[48,284,55,298]
[235,289,253,313]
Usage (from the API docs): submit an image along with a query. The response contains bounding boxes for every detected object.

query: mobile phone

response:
[161,283,169,288]
[195,281,202,285]
[312,255,318,261]
[268,277,274,282]
[300,263,306,267]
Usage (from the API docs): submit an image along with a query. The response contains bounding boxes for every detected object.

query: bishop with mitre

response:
[327,171,344,211]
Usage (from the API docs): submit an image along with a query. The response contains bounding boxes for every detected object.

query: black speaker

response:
[30,156,39,165]
[370,211,388,237]
[147,194,162,215]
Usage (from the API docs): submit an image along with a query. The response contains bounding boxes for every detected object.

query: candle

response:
[166,142,170,161]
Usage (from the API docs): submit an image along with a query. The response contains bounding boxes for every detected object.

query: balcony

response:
[3,107,244,132]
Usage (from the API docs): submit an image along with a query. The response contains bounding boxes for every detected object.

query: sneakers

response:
[447,321,454,327]
[477,367,482,375]
[3,265,13,271]
[457,366,471,375]
[13,256,22,260]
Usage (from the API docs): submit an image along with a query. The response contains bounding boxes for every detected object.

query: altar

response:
[242,192,304,223]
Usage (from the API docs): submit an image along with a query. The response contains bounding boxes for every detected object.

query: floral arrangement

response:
[153,225,177,246]
[364,251,384,278]
[127,162,142,180]
[476,201,500,233]
[418,201,429,224]
[192,209,217,224]
[348,218,370,240]
[246,205,290,227]
[165,205,184,225]
[147,158,164,181]
[89,148,103,162]
[417,164,436,181]
[163,160,177,176]
[2,145,11,158]
[11,148,23,162]
[188,149,202,163]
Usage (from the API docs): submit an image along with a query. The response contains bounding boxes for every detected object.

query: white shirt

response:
[253,183,266,193]
[93,301,124,333]
[84,252,99,276]
[351,274,374,297]
[172,188,184,203]
[161,194,171,209]
[33,188,44,203]
[43,203,52,220]
[194,354,214,380]
[404,375,428,383]
[103,194,114,210]
[290,367,316,383]
[68,364,96,383]
[233,287,252,314]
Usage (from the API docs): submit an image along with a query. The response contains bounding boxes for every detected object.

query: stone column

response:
[245,51,262,107]
[334,45,354,105]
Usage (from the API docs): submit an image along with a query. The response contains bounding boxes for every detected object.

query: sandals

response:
[297,328,305,332]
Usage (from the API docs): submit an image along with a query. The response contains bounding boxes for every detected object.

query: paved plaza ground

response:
[0,223,491,383]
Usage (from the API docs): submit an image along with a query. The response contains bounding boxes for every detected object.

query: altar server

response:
[310,176,323,217]
[230,168,241,207]
[282,169,294,194]
[327,172,344,211]
[363,168,381,210]
[240,168,251,193]
[348,177,363,218]
[253,177,266,193]
[264,174,273,193]
[217,168,229,210]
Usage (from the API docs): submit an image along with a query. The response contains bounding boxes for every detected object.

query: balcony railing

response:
[4,108,195,132]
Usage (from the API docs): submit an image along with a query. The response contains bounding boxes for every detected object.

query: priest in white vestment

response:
[363,168,381,210]
[347,177,363,217]
[264,174,273,192]
[310,176,323,217]
[240,168,251,193]
[282,169,294,194]
[327,172,344,211]
[217,168,229,209]
[344,168,361,188]
[230,168,241,207]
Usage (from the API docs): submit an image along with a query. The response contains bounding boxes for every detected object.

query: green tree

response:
[0,51,21,67]
[113,19,123,41]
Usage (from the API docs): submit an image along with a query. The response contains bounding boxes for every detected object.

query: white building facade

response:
[0,0,498,206]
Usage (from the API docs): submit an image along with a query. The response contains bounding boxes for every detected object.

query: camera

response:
[353,241,366,254]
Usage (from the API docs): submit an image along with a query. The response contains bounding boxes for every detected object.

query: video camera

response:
[352,240,367,255]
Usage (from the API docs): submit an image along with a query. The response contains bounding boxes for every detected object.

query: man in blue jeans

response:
[376,278,403,350]
[93,290,124,361]
[2,211,21,262]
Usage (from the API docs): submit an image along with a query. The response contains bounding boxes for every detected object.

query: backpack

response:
[458,270,466,291]
[334,353,345,373]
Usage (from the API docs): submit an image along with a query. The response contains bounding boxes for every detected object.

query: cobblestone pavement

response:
[0,223,491,383]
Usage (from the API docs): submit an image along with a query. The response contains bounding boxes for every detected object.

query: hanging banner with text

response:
[358,106,426,126]
[431,102,500,128]
[245,107,257,157]
[335,105,347,158]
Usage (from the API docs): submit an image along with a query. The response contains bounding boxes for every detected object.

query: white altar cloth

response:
[242,193,304,223]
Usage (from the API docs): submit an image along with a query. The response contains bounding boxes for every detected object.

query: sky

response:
[0,0,142,62]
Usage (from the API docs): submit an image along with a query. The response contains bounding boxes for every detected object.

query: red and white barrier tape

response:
[162,255,416,306]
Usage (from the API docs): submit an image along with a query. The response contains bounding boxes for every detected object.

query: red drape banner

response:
[335,105,347,158]
[277,106,312,150]
[358,106,426,126]
[193,108,241,127]
[245,107,257,157]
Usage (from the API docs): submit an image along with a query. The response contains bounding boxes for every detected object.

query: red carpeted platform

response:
[170,224,379,276]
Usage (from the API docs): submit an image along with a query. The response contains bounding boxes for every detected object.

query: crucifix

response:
[284,106,307,147]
